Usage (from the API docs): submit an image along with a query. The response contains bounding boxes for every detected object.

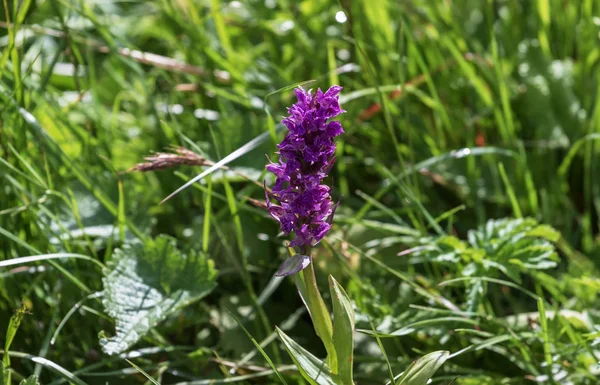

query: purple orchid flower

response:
[265,85,344,276]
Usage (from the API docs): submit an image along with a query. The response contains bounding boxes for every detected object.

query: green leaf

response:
[412,218,560,313]
[300,264,336,370]
[0,362,6,385]
[160,126,283,204]
[358,317,480,338]
[468,218,560,273]
[396,351,449,385]
[4,304,27,355]
[328,276,355,385]
[19,375,40,385]
[465,280,485,314]
[525,224,561,242]
[100,235,217,355]
[418,218,560,277]
[3,303,28,384]
[275,327,335,385]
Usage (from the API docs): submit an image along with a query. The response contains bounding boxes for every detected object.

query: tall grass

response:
[0,1,599,384]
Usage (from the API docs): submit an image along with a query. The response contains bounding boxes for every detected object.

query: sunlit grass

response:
[1,0,599,384]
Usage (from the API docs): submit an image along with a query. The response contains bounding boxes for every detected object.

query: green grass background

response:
[1,0,599,384]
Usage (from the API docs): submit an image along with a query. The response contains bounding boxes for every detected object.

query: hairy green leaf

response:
[100,235,217,355]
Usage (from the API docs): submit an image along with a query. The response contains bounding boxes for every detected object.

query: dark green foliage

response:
[412,218,561,312]
[1,0,599,384]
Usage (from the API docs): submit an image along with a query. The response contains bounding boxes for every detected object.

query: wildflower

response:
[265,85,344,275]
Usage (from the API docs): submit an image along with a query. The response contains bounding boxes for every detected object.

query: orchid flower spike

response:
[265,85,344,276]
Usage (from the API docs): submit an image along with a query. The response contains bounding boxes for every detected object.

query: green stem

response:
[301,248,337,371]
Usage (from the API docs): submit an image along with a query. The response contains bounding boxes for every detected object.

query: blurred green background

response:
[1,0,599,384]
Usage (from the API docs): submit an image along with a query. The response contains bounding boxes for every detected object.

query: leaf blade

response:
[275,327,335,385]
[161,126,283,203]
[395,351,449,385]
[328,276,355,385]
[100,235,217,355]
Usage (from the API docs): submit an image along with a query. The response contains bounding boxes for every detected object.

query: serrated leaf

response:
[328,276,355,385]
[413,218,560,315]
[19,375,40,385]
[395,350,449,385]
[101,235,217,355]
[422,218,560,275]
[470,218,560,271]
[276,327,335,385]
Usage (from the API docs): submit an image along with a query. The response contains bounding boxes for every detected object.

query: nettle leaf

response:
[101,235,217,355]
[19,375,40,385]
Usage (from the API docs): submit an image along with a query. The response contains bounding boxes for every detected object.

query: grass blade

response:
[161,127,283,204]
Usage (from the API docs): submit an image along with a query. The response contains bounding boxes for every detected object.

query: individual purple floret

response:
[265,86,344,265]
